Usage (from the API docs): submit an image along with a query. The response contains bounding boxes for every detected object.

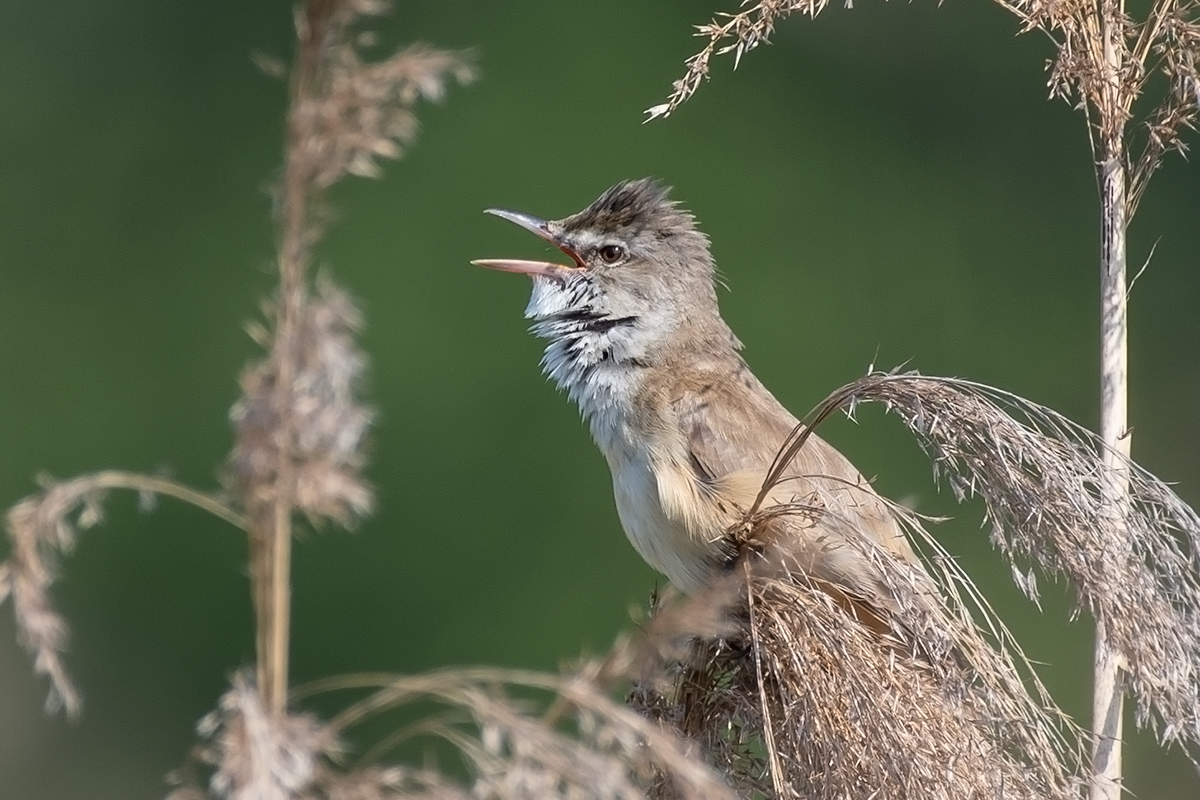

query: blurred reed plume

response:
[1,0,473,721]
[3,471,247,715]
[234,0,474,714]
[167,659,737,800]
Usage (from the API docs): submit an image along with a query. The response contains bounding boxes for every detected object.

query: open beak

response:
[471,208,586,281]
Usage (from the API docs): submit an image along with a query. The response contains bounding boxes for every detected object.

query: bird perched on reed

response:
[473,179,923,624]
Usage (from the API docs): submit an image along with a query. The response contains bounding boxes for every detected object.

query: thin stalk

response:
[1091,3,1131,792]
[1092,156,1130,799]
[56,471,247,530]
[251,1,330,718]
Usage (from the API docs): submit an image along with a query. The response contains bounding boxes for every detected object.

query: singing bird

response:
[473,179,919,614]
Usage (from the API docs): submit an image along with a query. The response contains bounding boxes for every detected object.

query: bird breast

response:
[580,372,732,594]
[605,430,730,594]
[532,309,733,592]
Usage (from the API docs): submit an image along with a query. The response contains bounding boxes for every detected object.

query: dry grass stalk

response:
[235,0,473,715]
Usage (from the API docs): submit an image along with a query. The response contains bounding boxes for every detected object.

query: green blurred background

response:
[2,0,1198,797]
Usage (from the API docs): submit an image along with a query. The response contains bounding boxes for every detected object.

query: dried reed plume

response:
[650,3,1198,796]
[632,467,1082,795]
[800,371,1200,756]
[1,0,473,719]
[628,370,1200,798]
[634,572,1080,799]
[238,0,473,714]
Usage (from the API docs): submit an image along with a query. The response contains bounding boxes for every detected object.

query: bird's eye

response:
[598,244,625,264]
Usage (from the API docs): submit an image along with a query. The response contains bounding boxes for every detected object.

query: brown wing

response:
[669,363,921,609]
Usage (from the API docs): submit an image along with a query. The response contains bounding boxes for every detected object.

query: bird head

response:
[473,179,733,361]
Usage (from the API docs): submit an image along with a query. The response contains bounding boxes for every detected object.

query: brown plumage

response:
[474,179,922,621]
